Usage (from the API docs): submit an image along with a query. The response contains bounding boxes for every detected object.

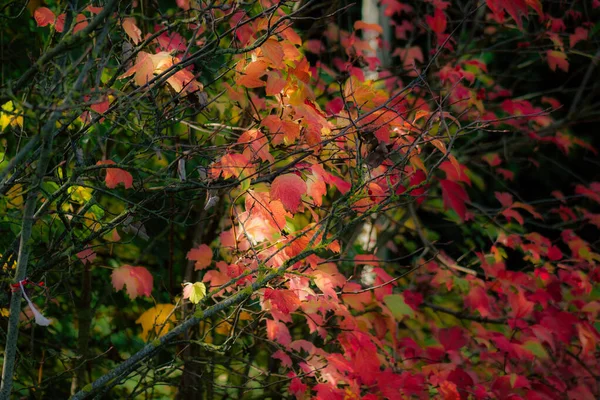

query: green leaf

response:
[384,294,414,320]
[522,340,549,359]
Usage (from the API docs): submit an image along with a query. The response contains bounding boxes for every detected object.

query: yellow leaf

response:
[5,184,24,209]
[68,185,92,204]
[0,101,23,131]
[135,304,176,341]
[183,282,207,304]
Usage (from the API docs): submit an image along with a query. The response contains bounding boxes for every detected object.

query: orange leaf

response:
[354,20,383,34]
[123,17,142,45]
[187,244,213,270]
[73,14,88,33]
[265,71,287,96]
[97,160,133,189]
[261,38,285,68]
[211,153,255,180]
[111,265,153,299]
[547,50,569,72]
[270,173,307,213]
[34,7,55,27]
[236,60,267,88]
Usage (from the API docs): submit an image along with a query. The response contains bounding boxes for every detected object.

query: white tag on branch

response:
[204,190,219,210]
[20,281,51,327]
[178,158,186,181]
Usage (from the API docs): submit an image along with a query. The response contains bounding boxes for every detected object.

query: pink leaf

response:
[111,265,154,299]
[186,244,213,270]
[76,247,96,265]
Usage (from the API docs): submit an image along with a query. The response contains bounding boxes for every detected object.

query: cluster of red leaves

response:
[33,0,598,398]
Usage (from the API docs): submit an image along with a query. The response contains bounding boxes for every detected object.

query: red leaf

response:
[501,208,524,225]
[440,179,470,221]
[569,27,588,48]
[464,286,491,317]
[270,173,307,213]
[425,8,447,34]
[486,0,530,28]
[546,245,563,261]
[263,289,301,320]
[438,327,468,351]
[97,160,133,189]
[111,265,153,299]
[495,191,514,208]
[187,244,213,270]
[34,7,55,27]
[508,289,534,318]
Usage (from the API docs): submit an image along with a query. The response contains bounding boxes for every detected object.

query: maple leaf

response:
[97,160,133,189]
[76,247,96,265]
[265,71,287,96]
[495,191,514,208]
[425,9,447,34]
[236,60,268,88]
[439,381,461,400]
[186,244,213,270]
[507,288,534,318]
[262,289,301,322]
[547,50,569,72]
[272,350,292,368]
[570,28,588,48]
[55,13,88,34]
[384,294,415,320]
[211,153,255,180]
[111,265,153,299]
[176,0,190,10]
[261,38,285,68]
[438,327,468,351]
[270,173,307,213]
[135,304,175,341]
[266,319,292,346]
[122,18,142,45]
[183,282,207,304]
[119,51,202,93]
[203,261,231,291]
[486,0,529,29]
[34,7,55,27]
[440,179,470,221]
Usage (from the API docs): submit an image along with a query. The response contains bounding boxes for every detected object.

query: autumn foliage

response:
[1,0,600,399]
